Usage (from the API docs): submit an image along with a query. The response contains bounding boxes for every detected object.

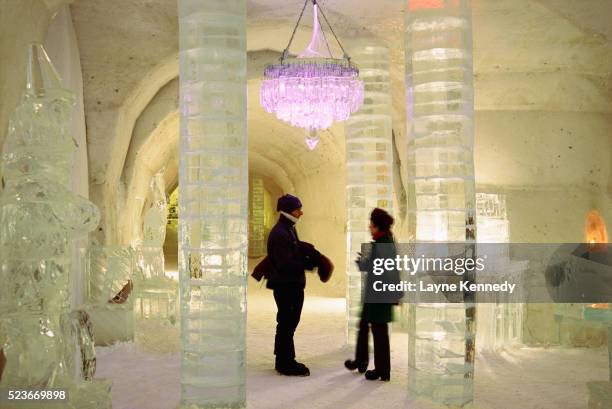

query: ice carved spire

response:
[0,43,109,407]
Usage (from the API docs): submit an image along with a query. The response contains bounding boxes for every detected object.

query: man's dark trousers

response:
[272,283,304,364]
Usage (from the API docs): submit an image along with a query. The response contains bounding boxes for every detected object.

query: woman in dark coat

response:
[344,208,399,381]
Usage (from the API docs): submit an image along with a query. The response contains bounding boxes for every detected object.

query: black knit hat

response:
[277,194,302,213]
[370,208,394,232]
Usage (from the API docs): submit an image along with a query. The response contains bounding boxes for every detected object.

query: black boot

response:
[275,360,310,376]
[365,369,390,381]
[344,359,368,373]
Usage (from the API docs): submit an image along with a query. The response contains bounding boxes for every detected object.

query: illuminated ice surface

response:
[475,193,525,353]
[143,170,168,248]
[476,194,509,244]
[83,246,135,345]
[178,0,248,408]
[405,0,476,405]
[344,44,394,345]
[248,177,266,258]
[0,44,110,408]
[134,171,177,324]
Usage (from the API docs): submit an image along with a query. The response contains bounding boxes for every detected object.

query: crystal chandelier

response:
[260,0,364,148]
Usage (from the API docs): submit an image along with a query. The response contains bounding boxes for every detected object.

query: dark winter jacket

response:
[266,214,306,289]
[357,232,401,323]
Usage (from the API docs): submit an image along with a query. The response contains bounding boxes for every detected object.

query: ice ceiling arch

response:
[62,0,612,265]
[118,69,346,247]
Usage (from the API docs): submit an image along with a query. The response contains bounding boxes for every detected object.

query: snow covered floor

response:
[96,287,609,409]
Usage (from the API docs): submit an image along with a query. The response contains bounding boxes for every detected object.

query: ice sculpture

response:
[143,171,168,248]
[133,170,177,326]
[249,177,266,258]
[475,193,525,352]
[82,246,135,345]
[405,1,476,405]
[476,193,509,244]
[0,43,110,407]
[61,310,97,381]
[179,1,248,408]
[134,245,177,325]
[344,43,394,345]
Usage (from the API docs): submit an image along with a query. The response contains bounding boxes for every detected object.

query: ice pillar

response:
[137,170,168,284]
[178,1,248,408]
[143,171,169,249]
[134,171,175,323]
[345,44,394,344]
[475,193,524,352]
[248,177,266,258]
[405,0,476,405]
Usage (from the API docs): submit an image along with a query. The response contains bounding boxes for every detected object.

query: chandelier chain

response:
[315,1,351,61]
[318,14,335,58]
[282,0,310,62]
[282,0,352,63]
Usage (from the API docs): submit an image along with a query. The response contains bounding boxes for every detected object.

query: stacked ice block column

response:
[405,0,476,406]
[248,177,266,258]
[178,1,248,408]
[344,44,394,345]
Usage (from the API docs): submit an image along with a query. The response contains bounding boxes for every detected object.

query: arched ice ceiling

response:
[116,63,346,243]
[71,0,381,183]
[67,0,612,243]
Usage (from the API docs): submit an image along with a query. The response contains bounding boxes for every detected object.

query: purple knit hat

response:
[277,194,302,213]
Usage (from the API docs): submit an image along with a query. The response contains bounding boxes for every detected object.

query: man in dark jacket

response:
[267,194,310,376]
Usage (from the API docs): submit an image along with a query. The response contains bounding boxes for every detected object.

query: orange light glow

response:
[585,209,609,244]
[409,0,444,11]
[408,0,470,12]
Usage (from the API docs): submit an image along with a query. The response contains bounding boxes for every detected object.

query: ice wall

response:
[178,1,248,408]
[344,44,394,344]
[405,0,476,405]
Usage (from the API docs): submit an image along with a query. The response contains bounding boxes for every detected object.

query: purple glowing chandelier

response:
[260,0,364,149]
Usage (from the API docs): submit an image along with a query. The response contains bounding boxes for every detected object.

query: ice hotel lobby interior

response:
[1,0,612,408]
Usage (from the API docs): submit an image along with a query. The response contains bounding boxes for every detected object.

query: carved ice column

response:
[143,171,169,249]
[344,43,394,345]
[248,177,266,258]
[475,193,525,352]
[179,1,248,408]
[405,0,476,406]
[0,44,109,407]
[134,171,176,324]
